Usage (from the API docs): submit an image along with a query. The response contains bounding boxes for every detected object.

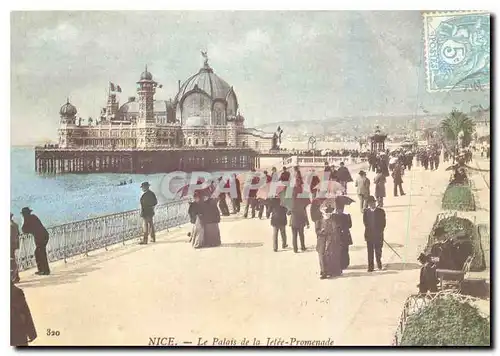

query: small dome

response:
[60,99,77,117]
[184,116,206,127]
[140,66,153,81]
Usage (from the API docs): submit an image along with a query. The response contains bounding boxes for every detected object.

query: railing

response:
[283,155,367,167]
[16,199,190,271]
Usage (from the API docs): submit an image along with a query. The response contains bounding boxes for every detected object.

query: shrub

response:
[400,297,490,346]
[442,184,475,211]
[427,216,485,272]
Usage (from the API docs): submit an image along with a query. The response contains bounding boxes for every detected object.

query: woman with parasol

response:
[179,179,221,248]
[313,180,355,278]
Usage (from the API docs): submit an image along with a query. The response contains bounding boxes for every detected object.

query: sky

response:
[11,11,490,145]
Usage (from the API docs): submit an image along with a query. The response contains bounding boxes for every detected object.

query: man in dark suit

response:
[362,196,386,272]
[139,182,158,244]
[231,174,242,214]
[21,207,50,275]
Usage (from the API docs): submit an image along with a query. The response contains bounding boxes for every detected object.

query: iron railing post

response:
[103,219,108,251]
[84,224,88,257]
[122,215,126,245]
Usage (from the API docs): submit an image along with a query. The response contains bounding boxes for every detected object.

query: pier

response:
[34,147,261,174]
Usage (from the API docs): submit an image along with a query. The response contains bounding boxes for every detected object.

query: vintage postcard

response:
[10,10,490,347]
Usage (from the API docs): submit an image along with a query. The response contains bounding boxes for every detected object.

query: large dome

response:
[175,59,240,126]
[175,66,233,104]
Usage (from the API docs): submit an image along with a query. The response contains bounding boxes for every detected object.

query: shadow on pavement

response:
[341,270,398,278]
[221,242,264,248]
[347,262,420,271]
[350,242,404,252]
[384,204,415,208]
[153,239,190,244]
[17,265,101,289]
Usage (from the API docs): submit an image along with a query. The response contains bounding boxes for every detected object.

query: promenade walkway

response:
[20,163,453,346]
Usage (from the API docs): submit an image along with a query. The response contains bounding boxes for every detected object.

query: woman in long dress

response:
[315,198,342,279]
[335,200,353,271]
[191,195,221,248]
[188,194,201,243]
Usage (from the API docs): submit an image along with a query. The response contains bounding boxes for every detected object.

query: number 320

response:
[46,328,61,336]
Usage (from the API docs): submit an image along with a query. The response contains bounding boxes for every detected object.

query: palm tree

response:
[440,109,475,149]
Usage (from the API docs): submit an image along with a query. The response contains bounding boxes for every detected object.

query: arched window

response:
[242,141,246,147]
[195,138,199,145]
[215,110,224,125]
[188,138,192,146]
[202,138,205,145]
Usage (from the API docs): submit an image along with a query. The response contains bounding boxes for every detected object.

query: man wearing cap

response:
[355,170,371,213]
[21,207,50,275]
[139,182,158,244]
[11,214,20,283]
[362,196,386,272]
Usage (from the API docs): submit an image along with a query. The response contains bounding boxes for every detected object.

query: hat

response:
[21,207,32,214]
[359,170,366,175]
[366,196,376,203]
[140,182,150,188]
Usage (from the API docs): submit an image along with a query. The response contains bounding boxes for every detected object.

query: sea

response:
[11,147,241,228]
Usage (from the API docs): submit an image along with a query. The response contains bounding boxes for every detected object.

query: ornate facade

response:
[58,57,274,153]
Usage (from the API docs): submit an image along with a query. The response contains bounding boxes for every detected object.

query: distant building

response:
[58,55,274,152]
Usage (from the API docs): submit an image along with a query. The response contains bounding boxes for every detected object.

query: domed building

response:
[56,54,274,154]
[174,56,273,149]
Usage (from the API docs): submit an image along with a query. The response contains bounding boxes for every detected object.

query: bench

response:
[436,255,474,292]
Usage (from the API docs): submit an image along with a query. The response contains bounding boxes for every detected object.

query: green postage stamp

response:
[423,11,490,92]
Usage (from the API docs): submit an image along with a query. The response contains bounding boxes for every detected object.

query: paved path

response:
[20,164,452,346]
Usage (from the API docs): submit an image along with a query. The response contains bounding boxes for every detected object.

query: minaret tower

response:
[106,93,119,120]
[136,65,157,148]
[137,65,156,125]
[58,98,78,148]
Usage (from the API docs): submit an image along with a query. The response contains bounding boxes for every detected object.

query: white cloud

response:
[208,28,271,64]
[29,22,80,47]
[289,23,320,41]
